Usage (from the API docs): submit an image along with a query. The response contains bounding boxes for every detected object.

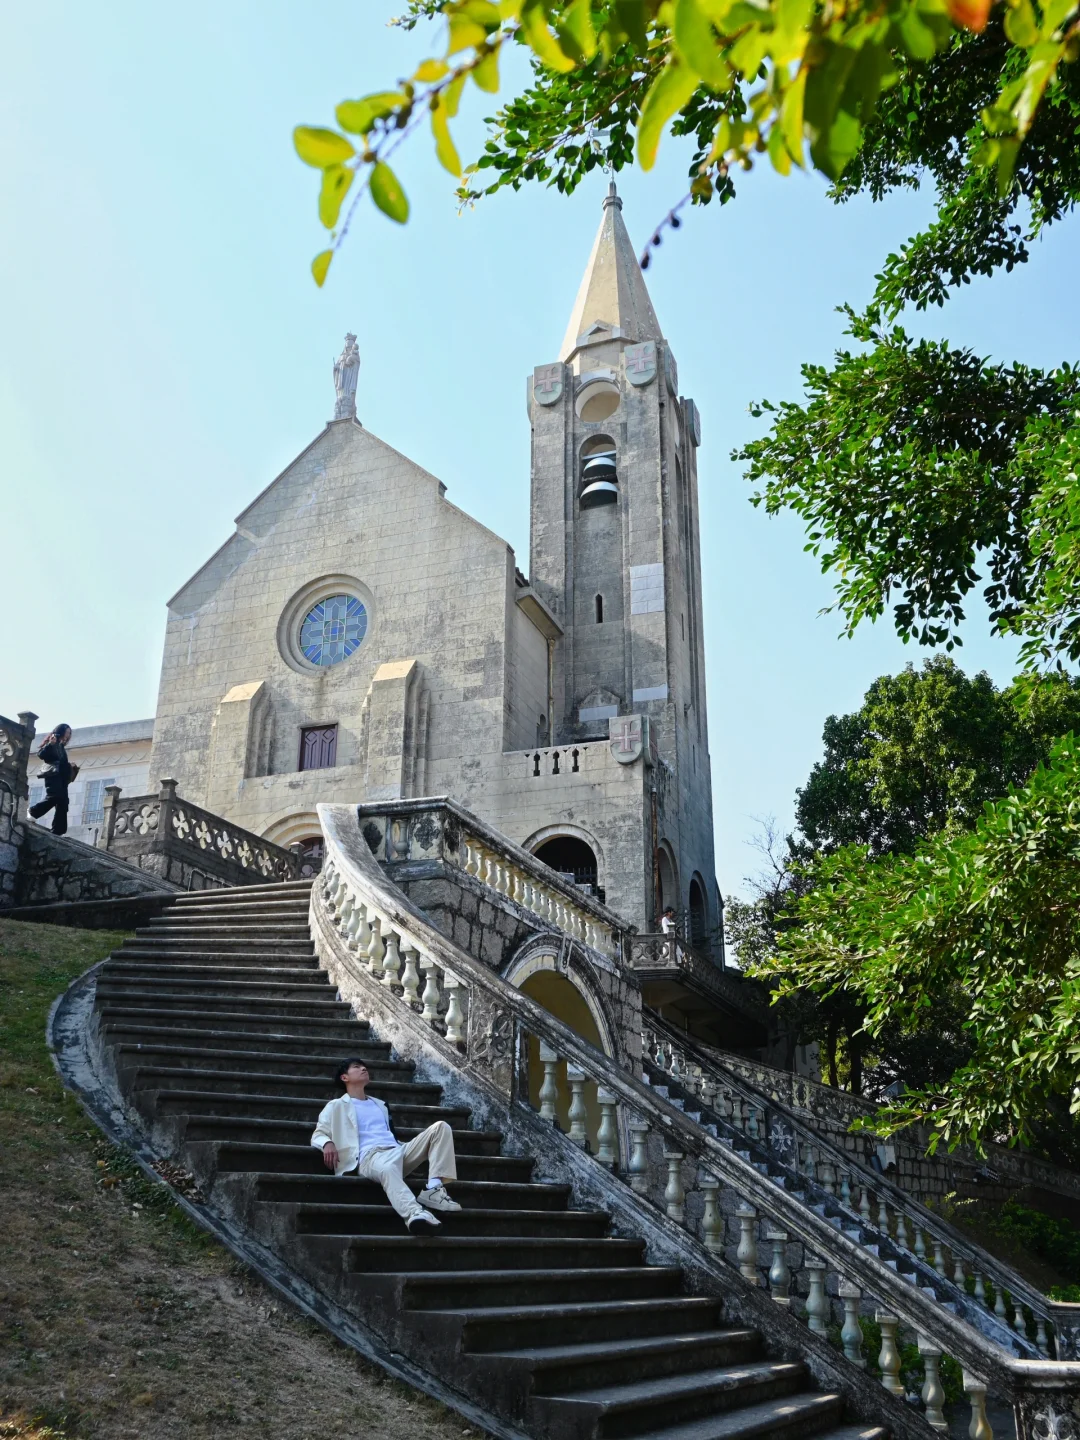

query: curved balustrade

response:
[642,1017,1064,1362]
[312,802,1080,1440]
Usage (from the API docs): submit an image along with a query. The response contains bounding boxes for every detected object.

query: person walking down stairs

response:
[312,1059,462,1235]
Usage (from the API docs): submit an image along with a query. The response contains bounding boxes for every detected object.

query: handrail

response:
[643,1012,1063,1355]
[313,802,1080,1439]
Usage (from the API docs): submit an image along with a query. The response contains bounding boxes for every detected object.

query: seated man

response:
[311,1058,462,1235]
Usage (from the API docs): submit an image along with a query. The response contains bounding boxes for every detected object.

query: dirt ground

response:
[0,917,484,1440]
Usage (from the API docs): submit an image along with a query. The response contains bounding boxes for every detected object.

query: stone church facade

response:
[150,187,717,941]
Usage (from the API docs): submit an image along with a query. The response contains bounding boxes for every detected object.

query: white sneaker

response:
[406,1208,441,1235]
[418,1184,461,1213]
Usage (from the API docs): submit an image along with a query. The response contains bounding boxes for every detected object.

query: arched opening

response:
[534,834,600,898]
[656,844,679,923]
[518,966,612,1157]
[689,873,708,950]
[575,380,620,423]
[595,593,604,624]
[578,434,618,509]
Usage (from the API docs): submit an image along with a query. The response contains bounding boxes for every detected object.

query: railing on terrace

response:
[630,931,765,1017]
[311,801,1080,1440]
[99,778,300,888]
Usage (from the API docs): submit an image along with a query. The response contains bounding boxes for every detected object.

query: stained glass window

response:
[298,594,367,667]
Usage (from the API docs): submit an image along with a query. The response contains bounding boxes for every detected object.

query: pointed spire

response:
[559,183,662,361]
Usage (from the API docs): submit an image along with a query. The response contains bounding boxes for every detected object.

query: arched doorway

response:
[656,843,679,922]
[689,873,708,950]
[532,834,602,901]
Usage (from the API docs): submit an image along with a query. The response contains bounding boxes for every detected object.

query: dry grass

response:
[0,917,483,1440]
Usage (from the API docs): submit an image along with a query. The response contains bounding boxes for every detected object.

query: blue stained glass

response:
[299,593,368,666]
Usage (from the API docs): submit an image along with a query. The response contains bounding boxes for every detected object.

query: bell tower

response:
[526,184,717,943]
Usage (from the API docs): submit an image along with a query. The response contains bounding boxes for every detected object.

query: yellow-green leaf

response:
[370,161,410,223]
[444,72,467,118]
[414,57,450,82]
[520,0,577,71]
[431,98,462,175]
[318,163,355,228]
[294,126,356,168]
[312,249,333,287]
[336,93,404,134]
[637,54,700,169]
[449,13,489,50]
[773,0,814,62]
[672,0,728,86]
[557,0,598,61]
[472,45,501,90]
[767,121,793,174]
[780,66,807,165]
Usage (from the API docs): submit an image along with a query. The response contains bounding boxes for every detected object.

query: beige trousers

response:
[354,1120,458,1219]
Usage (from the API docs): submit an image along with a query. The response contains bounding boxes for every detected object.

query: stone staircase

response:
[93,879,889,1440]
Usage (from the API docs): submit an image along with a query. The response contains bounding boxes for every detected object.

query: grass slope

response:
[0,917,481,1440]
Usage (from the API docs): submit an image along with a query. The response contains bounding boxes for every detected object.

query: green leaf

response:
[556,0,598,61]
[413,58,450,82]
[431,98,463,175]
[444,72,467,118]
[335,93,405,134]
[369,161,410,223]
[637,55,700,170]
[311,249,333,287]
[672,0,728,87]
[472,45,501,91]
[1004,0,1039,45]
[520,0,578,71]
[614,0,650,47]
[318,163,355,228]
[294,126,356,168]
[780,66,807,166]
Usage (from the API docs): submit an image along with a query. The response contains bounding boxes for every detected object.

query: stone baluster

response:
[627,1118,650,1195]
[1035,1317,1050,1357]
[767,1231,790,1305]
[483,852,498,889]
[918,1337,947,1431]
[876,1313,904,1396]
[735,1203,758,1283]
[859,1186,872,1223]
[344,898,363,950]
[933,1239,947,1276]
[839,1171,852,1206]
[953,1253,967,1288]
[338,890,355,935]
[819,1162,836,1196]
[804,1258,828,1333]
[839,1281,864,1366]
[745,1105,760,1142]
[877,1194,891,1236]
[700,1174,723,1255]
[400,945,421,1005]
[914,1225,927,1261]
[802,1144,816,1182]
[731,1096,744,1132]
[420,958,442,1024]
[443,975,467,1046]
[963,1373,993,1440]
[1011,1298,1026,1335]
[993,1283,1008,1323]
[366,916,385,979]
[973,1271,987,1306]
[326,866,344,911]
[566,1065,589,1148]
[382,928,402,988]
[538,1043,560,1122]
[895,1210,909,1250]
[354,903,372,955]
[664,1150,686,1223]
[699,1075,718,1111]
[596,1088,618,1168]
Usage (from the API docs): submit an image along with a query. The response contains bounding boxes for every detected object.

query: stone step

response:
[112,1040,402,1075]
[130,1067,438,1104]
[169,880,314,905]
[111,947,321,967]
[97,1005,370,1041]
[613,1393,852,1440]
[399,1268,685,1313]
[131,931,316,951]
[455,1298,728,1354]
[183,1116,505,1153]
[210,1141,534,1185]
[292,1204,612,1239]
[150,1089,471,1129]
[155,901,312,920]
[493,1330,764,1399]
[95,991,351,1020]
[343,1234,647,1275]
[142,921,315,939]
[253,1173,570,1212]
[530,1361,815,1440]
[98,969,331,1000]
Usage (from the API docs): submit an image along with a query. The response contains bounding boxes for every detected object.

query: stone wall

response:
[15,826,180,907]
[0,711,37,909]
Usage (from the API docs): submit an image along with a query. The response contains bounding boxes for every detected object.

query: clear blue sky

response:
[2,3,1077,898]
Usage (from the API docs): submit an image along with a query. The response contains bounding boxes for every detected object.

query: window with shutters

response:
[298,725,338,771]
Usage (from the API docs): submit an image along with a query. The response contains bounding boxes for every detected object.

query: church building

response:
[149,187,718,944]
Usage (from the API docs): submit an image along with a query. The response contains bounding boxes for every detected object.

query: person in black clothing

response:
[29,724,78,836]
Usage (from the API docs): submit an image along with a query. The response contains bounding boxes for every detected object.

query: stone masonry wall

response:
[0,711,37,910]
[15,827,180,907]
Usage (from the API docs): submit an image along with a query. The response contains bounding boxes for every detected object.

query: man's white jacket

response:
[310,1093,394,1176]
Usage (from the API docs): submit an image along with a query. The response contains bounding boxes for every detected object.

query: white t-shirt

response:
[351,1097,397,1158]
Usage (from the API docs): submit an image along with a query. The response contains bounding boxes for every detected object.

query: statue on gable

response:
[333,333,361,420]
